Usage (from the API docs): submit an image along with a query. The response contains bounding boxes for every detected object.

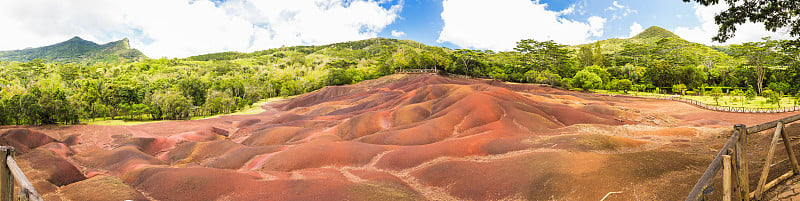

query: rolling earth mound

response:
[2,73,800,200]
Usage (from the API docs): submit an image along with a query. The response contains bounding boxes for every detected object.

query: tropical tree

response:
[573,70,602,90]
[729,38,778,94]
[711,87,723,105]
[514,39,576,78]
[452,49,485,76]
[680,0,800,43]
[617,79,633,93]
[745,86,757,101]
[672,84,687,95]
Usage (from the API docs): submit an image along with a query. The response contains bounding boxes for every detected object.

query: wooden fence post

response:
[735,124,750,201]
[778,121,800,174]
[723,154,733,201]
[0,147,13,201]
[754,122,785,200]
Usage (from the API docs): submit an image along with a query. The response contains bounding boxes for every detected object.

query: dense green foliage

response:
[0,37,146,64]
[3,26,800,125]
[0,38,436,124]
[682,0,800,43]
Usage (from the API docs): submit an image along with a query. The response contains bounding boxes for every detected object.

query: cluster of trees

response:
[438,36,800,100]
[0,59,269,125]
[0,38,411,125]
[5,33,800,125]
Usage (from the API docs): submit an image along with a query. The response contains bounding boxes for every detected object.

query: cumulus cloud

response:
[628,22,643,38]
[391,30,406,37]
[588,16,607,37]
[437,0,603,51]
[674,3,792,45]
[0,0,402,58]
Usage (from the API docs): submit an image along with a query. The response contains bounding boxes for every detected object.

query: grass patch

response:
[594,89,800,109]
[85,96,292,125]
[197,96,291,119]
[83,118,170,126]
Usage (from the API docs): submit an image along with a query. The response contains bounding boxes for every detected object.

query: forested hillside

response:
[0,26,799,125]
[0,37,146,64]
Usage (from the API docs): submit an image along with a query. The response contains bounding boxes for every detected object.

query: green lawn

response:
[594,89,800,109]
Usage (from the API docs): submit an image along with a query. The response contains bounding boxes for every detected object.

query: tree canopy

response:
[4,27,800,125]
[681,0,800,42]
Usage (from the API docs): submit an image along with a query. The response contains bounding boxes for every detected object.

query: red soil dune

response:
[2,73,799,200]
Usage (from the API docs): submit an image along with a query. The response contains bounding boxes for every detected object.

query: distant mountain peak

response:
[0,37,146,63]
[632,26,680,40]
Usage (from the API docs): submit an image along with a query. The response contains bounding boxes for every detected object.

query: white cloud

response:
[612,1,624,9]
[588,16,606,37]
[438,0,602,51]
[675,3,792,45]
[628,22,643,38]
[557,4,576,16]
[0,0,402,58]
[605,1,637,21]
[391,30,406,37]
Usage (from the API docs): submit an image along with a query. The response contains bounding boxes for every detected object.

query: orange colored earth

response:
[3,74,799,200]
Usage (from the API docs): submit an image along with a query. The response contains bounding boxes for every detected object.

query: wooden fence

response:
[686,114,800,201]
[393,69,486,80]
[393,69,440,74]
[596,93,800,113]
[0,147,41,201]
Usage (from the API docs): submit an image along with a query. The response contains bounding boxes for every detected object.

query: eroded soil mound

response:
[3,73,799,200]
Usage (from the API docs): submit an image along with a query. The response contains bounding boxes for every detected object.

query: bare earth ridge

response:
[3,74,799,201]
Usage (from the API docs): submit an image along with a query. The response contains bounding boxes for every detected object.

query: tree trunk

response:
[756,65,765,94]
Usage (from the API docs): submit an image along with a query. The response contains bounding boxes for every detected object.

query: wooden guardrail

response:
[393,69,485,80]
[394,69,440,74]
[686,114,800,201]
[0,146,42,201]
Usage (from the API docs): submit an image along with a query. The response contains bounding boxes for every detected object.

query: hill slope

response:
[573,26,685,53]
[0,36,147,63]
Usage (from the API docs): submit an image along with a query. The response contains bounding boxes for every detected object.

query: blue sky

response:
[380,0,700,48]
[0,0,791,58]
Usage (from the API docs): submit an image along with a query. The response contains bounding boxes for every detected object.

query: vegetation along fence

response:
[596,93,800,113]
[686,114,800,201]
[0,147,41,201]
[393,69,485,80]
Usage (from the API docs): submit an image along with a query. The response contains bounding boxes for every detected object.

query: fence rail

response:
[595,92,800,114]
[0,147,41,201]
[393,69,441,74]
[686,113,800,201]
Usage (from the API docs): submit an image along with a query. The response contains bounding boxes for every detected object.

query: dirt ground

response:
[3,73,799,201]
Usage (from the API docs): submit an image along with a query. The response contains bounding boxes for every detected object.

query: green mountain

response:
[0,36,147,63]
[574,26,685,54]
[632,26,681,40]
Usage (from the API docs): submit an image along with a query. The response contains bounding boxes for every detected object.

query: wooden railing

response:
[394,69,440,74]
[0,147,41,201]
[596,93,800,113]
[686,114,800,201]
[393,69,483,80]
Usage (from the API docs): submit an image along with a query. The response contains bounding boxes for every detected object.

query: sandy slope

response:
[3,74,799,201]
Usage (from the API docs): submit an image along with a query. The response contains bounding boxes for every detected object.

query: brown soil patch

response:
[59,175,147,201]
